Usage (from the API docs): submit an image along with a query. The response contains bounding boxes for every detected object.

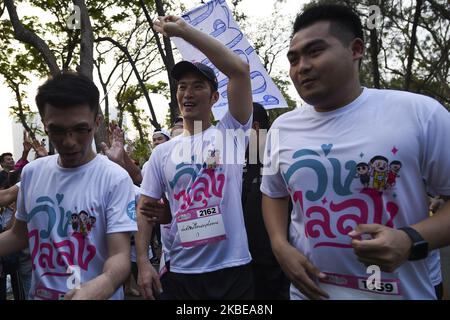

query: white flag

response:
[172,0,288,120]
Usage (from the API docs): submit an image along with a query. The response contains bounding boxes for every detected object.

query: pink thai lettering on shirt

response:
[29,229,96,272]
[292,188,399,248]
[174,169,225,211]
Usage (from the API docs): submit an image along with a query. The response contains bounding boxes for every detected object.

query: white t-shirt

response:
[140,112,252,274]
[16,155,137,300]
[261,88,450,300]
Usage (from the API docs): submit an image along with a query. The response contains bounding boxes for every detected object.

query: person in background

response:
[242,103,290,300]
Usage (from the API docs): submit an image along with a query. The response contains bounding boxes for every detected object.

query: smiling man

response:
[261,4,450,300]
[0,72,137,300]
[136,15,253,300]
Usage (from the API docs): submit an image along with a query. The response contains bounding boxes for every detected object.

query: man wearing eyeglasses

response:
[0,72,137,300]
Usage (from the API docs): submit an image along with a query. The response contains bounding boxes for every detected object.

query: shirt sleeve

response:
[260,126,290,198]
[15,167,28,222]
[420,101,450,196]
[218,111,253,165]
[105,174,138,234]
[219,111,253,131]
[140,149,166,200]
[14,159,29,171]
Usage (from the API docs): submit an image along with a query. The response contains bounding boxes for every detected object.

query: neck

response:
[183,119,212,136]
[315,80,362,112]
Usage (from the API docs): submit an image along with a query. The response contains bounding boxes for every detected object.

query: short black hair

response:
[252,103,270,130]
[35,72,100,117]
[292,4,364,45]
[356,162,369,169]
[0,152,13,164]
[172,116,184,126]
[370,155,388,164]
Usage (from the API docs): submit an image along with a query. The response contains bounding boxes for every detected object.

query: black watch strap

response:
[398,227,428,260]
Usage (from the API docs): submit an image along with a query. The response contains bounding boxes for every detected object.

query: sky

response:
[0,0,307,159]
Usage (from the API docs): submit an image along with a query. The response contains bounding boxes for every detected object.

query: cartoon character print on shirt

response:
[370,156,389,191]
[355,162,371,188]
[386,160,402,189]
[284,144,402,249]
[70,208,97,237]
[354,158,402,191]
[26,193,97,284]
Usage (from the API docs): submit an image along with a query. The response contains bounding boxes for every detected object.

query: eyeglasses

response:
[46,127,93,139]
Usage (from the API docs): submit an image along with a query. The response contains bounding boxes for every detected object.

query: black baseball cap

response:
[171,61,218,91]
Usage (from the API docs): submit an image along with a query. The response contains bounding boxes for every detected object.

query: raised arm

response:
[101,124,142,185]
[14,131,32,170]
[154,15,252,124]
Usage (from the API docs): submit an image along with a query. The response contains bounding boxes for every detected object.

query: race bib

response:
[318,272,403,300]
[34,284,66,300]
[176,205,226,247]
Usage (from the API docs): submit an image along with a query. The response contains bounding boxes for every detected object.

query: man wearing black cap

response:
[136,15,253,299]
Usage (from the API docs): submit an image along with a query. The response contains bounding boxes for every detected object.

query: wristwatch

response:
[398,227,429,260]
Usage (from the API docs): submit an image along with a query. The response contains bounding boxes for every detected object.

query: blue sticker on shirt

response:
[127,200,137,221]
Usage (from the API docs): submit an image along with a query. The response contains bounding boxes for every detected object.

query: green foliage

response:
[267,76,297,125]
[126,136,151,167]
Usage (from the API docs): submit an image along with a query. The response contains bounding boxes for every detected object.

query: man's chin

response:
[59,153,82,167]
[299,90,325,106]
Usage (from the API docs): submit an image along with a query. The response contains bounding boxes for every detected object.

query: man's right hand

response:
[273,242,329,300]
[137,260,162,300]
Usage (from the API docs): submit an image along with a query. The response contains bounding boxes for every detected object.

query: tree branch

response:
[5,0,60,76]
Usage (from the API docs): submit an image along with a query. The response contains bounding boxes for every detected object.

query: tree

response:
[302,0,449,109]
[0,0,173,154]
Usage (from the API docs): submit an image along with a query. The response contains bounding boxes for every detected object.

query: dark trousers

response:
[0,267,25,300]
[163,263,254,300]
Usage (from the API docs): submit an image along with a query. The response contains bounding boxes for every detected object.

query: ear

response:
[211,91,219,104]
[95,114,103,128]
[350,38,364,62]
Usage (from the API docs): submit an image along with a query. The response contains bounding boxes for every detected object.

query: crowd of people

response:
[0,4,449,300]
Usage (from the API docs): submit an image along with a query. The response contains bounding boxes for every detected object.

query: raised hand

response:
[31,138,48,158]
[153,15,187,38]
[101,123,125,166]
[23,131,33,152]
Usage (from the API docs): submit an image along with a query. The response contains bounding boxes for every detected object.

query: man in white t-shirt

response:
[136,15,253,299]
[261,4,450,300]
[0,72,137,300]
